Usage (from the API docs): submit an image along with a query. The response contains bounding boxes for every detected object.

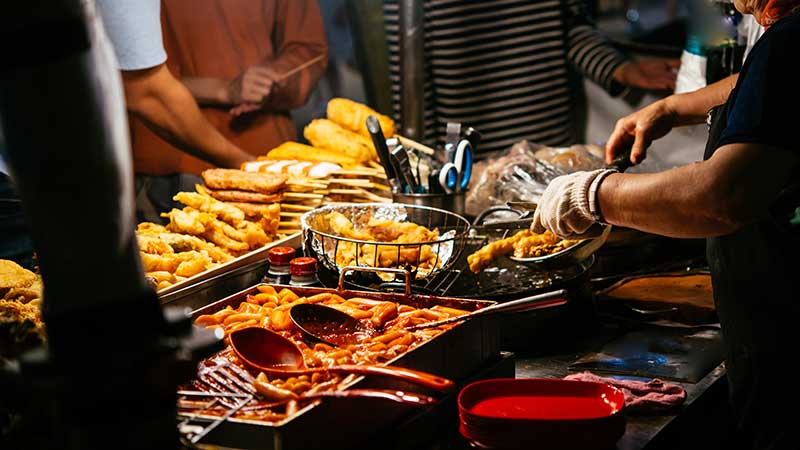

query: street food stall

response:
[0,2,730,450]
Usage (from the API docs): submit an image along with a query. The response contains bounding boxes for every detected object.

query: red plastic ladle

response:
[229,326,454,392]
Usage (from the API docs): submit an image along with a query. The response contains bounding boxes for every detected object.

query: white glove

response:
[531,169,615,240]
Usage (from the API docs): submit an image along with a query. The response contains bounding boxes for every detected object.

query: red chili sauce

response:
[470,395,618,420]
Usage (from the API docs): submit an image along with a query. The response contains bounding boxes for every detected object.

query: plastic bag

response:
[466,141,606,217]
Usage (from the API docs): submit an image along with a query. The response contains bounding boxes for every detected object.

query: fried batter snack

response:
[202,168,287,195]
[265,141,359,167]
[467,229,580,273]
[204,188,282,204]
[320,212,442,274]
[174,191,245,226]
[326,97,396,138]
[303,119,375,163]
[0,260,45,358]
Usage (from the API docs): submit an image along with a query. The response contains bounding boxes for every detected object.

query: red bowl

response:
[457,378,626,450]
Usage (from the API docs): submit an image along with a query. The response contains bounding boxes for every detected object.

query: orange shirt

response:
[131,0,328,175]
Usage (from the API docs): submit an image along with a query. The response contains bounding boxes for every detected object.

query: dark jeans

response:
[0,173,35,270]
[134,173,203,224]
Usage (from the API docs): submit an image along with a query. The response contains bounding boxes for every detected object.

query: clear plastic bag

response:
[466,141,606,217]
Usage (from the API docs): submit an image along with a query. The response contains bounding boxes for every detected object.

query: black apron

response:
[705,99,800,449]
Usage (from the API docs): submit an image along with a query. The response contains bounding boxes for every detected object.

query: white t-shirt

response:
[94,0,167,70]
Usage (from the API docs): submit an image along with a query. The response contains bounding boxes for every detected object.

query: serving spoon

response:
[228,326,454,391]
[289,289,567,340]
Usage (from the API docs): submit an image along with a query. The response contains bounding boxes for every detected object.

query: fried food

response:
[174,191,245,226]
[204,188,283,204]
[265,141,359,167]
[326,97,396,138]
[202,168,287,195]
[303,119,375,163]
[467,229,581,273]
[319,212,442,275]
[0,259,38,294]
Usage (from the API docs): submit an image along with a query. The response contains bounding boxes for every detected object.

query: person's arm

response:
[121,64,253,168]
[598,142,798,238]
[256,0,328,110]
[605,74,739,164]
[180,0,327,113]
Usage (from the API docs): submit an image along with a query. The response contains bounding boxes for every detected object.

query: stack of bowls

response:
[457,378,626,450]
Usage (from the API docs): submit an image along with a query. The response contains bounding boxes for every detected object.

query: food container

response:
[458,378,626,450]
[181,267,507,450]
[157,232,302,297]
[301,203,470,280]
[392,191,466,218]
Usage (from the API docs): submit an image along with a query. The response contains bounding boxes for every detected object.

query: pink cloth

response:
[564,372,687,414]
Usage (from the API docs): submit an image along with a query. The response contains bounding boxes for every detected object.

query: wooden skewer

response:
[278,221,301,228]
[396,135,436,156]
[335,169,387,179]
[279,203,315,211]
[284,192,324,199]
[277,54,326,81]
[367,161,382,170]
[279,211,304,217]
[327,178,373,187]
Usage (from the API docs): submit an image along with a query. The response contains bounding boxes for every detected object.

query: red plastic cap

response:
[268,247,296,265]
[290,257,318,276]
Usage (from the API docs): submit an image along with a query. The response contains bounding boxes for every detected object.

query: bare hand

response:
[227,65,281,105]
[605,99,678,164]
[613,58,680,91]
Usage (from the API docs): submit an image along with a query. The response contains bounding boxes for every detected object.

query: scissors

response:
[438,139,473,193]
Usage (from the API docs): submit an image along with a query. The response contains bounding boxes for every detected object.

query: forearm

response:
[598,141,796,238]
[122,65,251,168]
[181,76,231,106]
[665,74,738,127]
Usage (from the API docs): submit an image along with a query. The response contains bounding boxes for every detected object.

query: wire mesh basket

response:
[300,203,471,280]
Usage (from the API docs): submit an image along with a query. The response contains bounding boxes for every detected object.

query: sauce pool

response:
[470,395,620,420]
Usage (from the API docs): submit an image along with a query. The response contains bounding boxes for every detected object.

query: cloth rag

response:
[564,372,687,414]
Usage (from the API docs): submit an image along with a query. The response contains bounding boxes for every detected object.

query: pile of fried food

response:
[468,229,581,273]
[185,284,468,423]
[138,188,281,291]
[0,260,45,358]
[315,211,444,276]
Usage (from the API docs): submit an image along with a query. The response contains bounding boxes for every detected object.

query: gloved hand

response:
[531,169,614,240]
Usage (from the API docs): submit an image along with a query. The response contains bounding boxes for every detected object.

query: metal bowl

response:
[300,203,471,279]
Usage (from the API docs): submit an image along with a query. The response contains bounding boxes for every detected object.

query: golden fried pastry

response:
[202,168,287,195]
[327,97,396,138]
[467,229,580,273]
[204,188,283,204]
[174,191,245,226]
[264,141,358,167]
[303,119,375,163]
[0,259,38,293]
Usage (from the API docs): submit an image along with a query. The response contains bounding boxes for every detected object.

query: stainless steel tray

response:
[183,269,501,450]
[157,232,302,297]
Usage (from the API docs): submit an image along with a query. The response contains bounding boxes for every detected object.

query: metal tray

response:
[183,268,502,450]
[157,232,302,297]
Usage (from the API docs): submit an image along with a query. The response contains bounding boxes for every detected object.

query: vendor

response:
[130,0,328,222]
[531,1,800,448]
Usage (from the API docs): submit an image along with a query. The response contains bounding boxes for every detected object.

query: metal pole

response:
[398,0,425,141]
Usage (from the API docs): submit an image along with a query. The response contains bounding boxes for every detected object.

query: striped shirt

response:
[383,0,628,155]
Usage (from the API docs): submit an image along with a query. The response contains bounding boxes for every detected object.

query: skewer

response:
[279,211,304,218]
[284,192,324,199]
[327,178,374,187]
[279,203,315,211]
[396,135,436,156]
[334,169,387,179]
[367,161,382,170]
[276,54,326,81]
[278,221,301,228]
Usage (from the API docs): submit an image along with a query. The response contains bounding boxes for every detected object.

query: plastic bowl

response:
[457,378,626,450]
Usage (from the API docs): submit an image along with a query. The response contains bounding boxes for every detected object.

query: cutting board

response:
[594,271,717,326]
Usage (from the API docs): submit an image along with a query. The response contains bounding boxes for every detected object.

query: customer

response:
[382,0,680,155]
[532,1,800,448]
[130,0,328,222]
